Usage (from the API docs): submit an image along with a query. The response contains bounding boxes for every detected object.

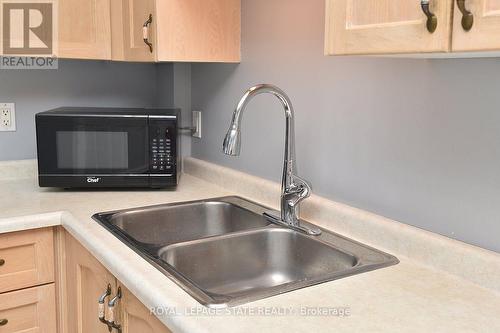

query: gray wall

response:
[0,60,158,161]
[0,61,193,160]
[191,0,500,253]
[156,63,192,158]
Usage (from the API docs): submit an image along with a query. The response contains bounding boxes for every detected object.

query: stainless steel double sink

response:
[93,197,398,307]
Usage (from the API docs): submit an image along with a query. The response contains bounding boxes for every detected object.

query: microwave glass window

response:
[56,131,129,169]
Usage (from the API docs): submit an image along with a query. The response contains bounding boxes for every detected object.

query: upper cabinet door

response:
[155,0,241,62]
[112,0,156,61]
[58,0,112,59]
[325,0,453,55]
[452,0,500,51]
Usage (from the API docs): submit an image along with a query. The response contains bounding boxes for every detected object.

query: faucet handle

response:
[269,174,321,236]
[282,175,311,212]
[289,175,311,202]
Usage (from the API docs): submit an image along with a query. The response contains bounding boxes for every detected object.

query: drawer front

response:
[0,284,57,333]
[0,228,54,293]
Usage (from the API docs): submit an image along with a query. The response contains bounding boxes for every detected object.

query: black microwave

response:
[35,107,180,188]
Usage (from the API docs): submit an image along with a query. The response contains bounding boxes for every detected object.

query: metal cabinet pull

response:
[421,0,437,33]
[0,319,8,326]
[98,284,112,331]
[143,14,153,53]
[457,0,474,31]
[0,259,5,266]
[107,287,122,332]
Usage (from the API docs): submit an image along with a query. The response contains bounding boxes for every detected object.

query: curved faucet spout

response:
[223,84,296,187]
[222,84,319,235]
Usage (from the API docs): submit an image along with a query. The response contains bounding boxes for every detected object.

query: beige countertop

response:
[0,158,499,333]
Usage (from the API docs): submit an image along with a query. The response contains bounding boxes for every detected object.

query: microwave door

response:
[36,115,150,177]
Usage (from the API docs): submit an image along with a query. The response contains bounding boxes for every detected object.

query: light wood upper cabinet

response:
[112,0,156,61]
[57,0,112,59]
[452,0,500,51]
[119,284,172,333]
[155,0,241,62]
[65,232,117,333]
[57,0,240,62]
[112,0,241,62]
[325,0,453,55]
[325,0,500,56]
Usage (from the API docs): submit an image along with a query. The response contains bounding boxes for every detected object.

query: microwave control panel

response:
[149,117,177,177]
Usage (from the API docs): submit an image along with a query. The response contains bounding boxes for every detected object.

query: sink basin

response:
[98,198,270,248]
[94,196,398,307]
[160,228,357,301]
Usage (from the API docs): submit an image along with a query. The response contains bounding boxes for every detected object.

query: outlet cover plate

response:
[192,111,201,138]
[0,103,16,131]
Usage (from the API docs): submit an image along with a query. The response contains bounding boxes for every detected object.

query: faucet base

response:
[263,211,322,236]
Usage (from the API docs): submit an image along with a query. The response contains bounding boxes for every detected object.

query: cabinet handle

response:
[143,14,153,53]
[0,319,8,326]
[0,259,5,266]
[457,0,474,31]
[98,284,113,332]
[421,0,437,33]
[107,287,122,332]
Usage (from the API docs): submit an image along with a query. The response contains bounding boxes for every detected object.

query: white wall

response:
[190,0,500,253]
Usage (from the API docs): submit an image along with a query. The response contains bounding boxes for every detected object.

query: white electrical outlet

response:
[0,103,16,132]
[192,111,201,138]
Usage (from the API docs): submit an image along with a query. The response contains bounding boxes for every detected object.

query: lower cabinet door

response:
[120,284,172,333]
[0,284,56,333]
[65,232,117,333]
[0,228,55,293]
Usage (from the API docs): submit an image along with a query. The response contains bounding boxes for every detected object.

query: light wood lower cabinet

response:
[0,284,57,333]
[120,284,172,333]
[0,228,56,333]
[64,232,172,333]
[64,232,116,333]
[0,228,172,333]
[0,228,54,293]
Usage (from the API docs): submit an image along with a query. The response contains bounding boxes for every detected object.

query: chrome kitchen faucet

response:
[223,84,321,235]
